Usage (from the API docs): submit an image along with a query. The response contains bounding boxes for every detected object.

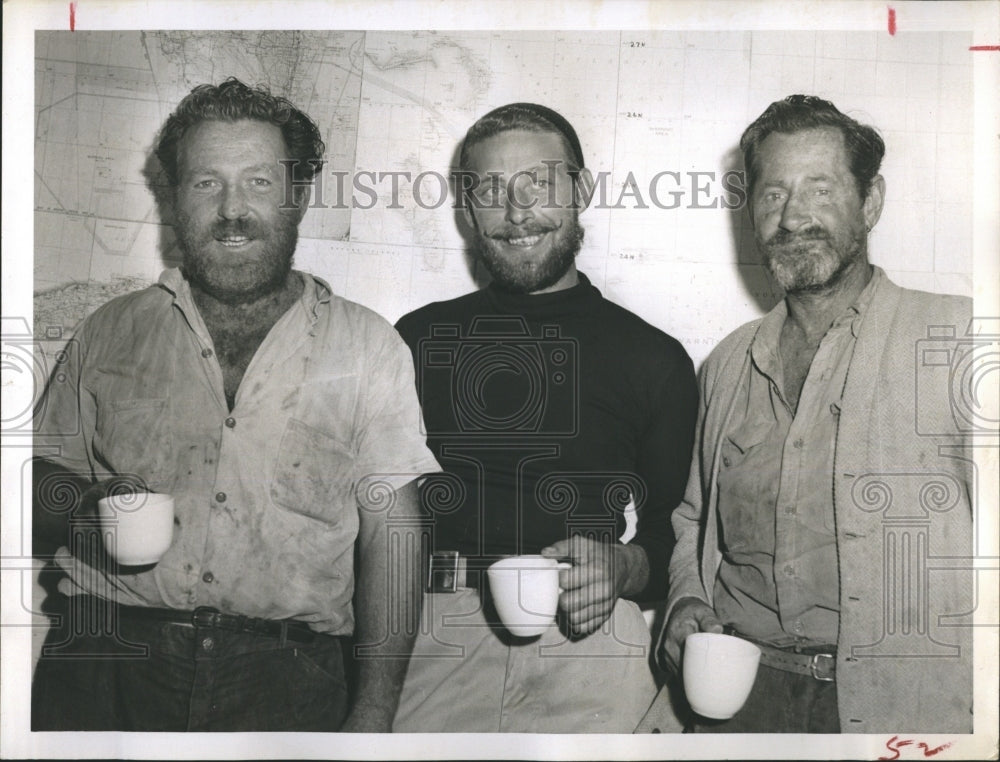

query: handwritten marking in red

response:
[887,7,897,36]
[879,735,955,761]
[69,2,76,31]
[969,45,1000,51]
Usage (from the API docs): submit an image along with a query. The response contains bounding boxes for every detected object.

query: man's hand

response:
[540,536,649,637]
[32,458,147,557]
[351,479,423,732]
[661,596,723,672]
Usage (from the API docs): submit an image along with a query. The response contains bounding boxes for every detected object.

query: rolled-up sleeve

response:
[354,321,441,498]
[34,318,98,478]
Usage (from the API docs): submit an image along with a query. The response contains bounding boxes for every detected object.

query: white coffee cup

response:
[97,491,175,566]
[682,632,761,720]
[487,555,571,637]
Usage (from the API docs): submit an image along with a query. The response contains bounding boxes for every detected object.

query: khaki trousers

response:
[394,588,658,733]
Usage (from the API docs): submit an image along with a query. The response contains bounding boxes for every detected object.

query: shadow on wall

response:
[447,138,491,291]
[722,142,784,317]
[142,143,181,272]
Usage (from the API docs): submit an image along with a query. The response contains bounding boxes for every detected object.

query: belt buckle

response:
[809,652,836,682]
[427,551,459,593]
[192,606,221,628]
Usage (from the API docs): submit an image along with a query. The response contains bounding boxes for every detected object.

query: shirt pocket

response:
[715,420,773,554]
[270,418,355,524]
[93,398,174,489]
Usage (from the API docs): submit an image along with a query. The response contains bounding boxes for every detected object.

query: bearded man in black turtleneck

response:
[392,103,697,733]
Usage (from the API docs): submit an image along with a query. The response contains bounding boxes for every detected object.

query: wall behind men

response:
[33,30,974,369]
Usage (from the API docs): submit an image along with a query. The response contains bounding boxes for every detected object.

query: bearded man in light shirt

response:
[641,94,974,734]
[31,78,439,732]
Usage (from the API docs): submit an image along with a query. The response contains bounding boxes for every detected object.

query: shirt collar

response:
[157,267,329,325]
[484,271,601,318]
[841,264,883,338]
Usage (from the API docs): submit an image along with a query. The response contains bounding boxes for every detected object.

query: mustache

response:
[765,226,830,248]
[486,221,561,240]
[210,219,260,239]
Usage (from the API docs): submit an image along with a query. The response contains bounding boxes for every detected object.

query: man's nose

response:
[219,184,248,220]
[778,191,810,231]
[504,183,536,226]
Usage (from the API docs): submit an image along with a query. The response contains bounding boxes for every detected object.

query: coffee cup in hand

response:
[487,555,571,638]
[97,491,175,566]
[682,632,761,720]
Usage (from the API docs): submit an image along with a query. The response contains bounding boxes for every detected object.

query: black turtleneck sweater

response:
[395,273,697,601]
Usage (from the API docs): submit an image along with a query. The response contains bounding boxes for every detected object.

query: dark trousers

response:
[689,663,840,733]
[32,596,349,731]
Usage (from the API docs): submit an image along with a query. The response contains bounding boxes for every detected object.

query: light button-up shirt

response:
[712,268,882,648]
[37,268,440,634]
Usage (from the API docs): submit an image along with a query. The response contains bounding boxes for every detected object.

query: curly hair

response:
[458,102,586,172]
[154,77,325,186]
[740,94,885,199]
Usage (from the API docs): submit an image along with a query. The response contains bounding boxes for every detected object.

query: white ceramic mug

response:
[682,632,761,720]
[97,491,175,566]
[487,555,571,637]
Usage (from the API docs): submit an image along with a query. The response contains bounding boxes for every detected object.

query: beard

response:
[175,211,298,305]
[760,225,865,294]
[474,216,585,294]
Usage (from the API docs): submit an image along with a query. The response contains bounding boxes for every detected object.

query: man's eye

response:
[193,179,217,189]
[250,178,272,187]
[473,186,503,205]
[814,188,830,196]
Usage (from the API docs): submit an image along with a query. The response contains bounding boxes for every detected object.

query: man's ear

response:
[863,175,885,231]
[461,195,477,231]
[293,185,312,223]
[573,167,595,213]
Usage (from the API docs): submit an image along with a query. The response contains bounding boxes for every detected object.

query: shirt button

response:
[201,636,215,651]
[201,348,213,358]
[202,571,214,583]
[793,438,804,449]
[723,456,732,467]
[225,417,236,428]
[784,505,797,515]
[793,620,804,633]
[215,492,226,503]
[783,564,795,576]
[830,402,841,415]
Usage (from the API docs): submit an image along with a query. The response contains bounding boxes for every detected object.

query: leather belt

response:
[729,630,836,682]
[66,596,316,644]
[758,644,836,681]
[427,551,490,593]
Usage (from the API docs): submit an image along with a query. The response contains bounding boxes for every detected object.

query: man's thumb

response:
[540,539,571,559]
[697,609,724,634]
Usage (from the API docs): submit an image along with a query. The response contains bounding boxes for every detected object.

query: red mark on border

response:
[69,2,76,30]
[879,736,955,761]
[969,45,1000,51]
[887,7,897,36]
